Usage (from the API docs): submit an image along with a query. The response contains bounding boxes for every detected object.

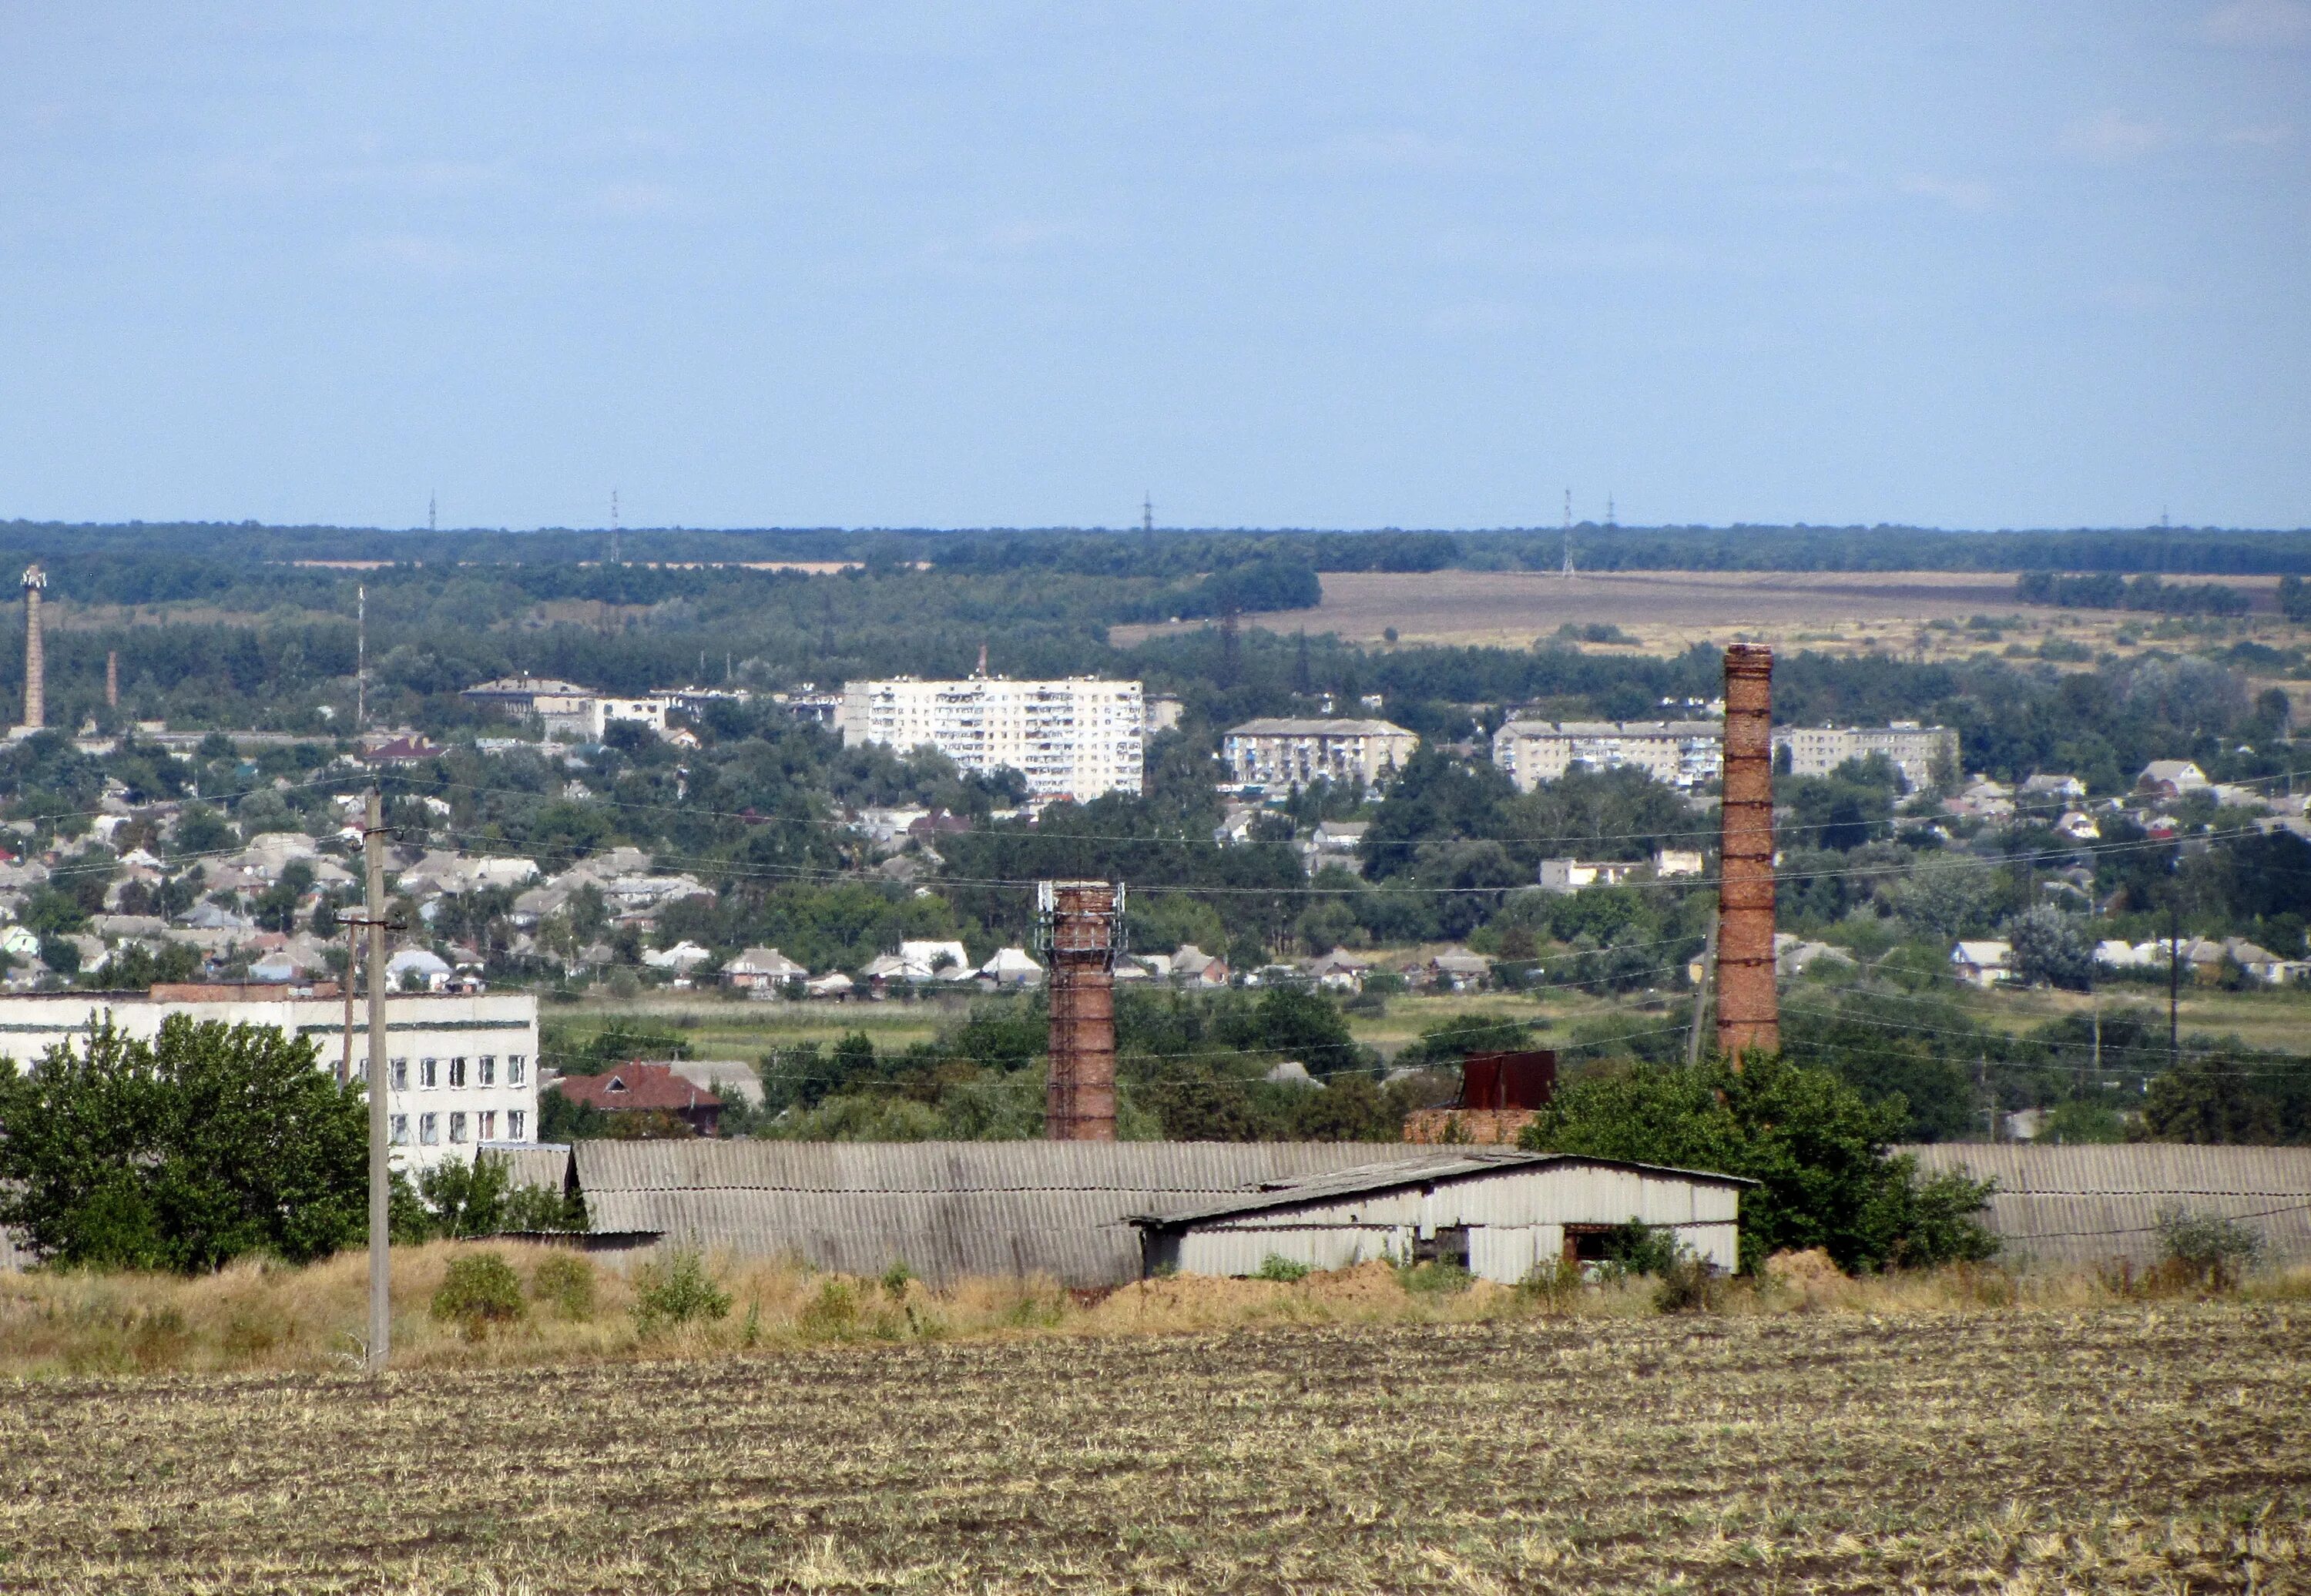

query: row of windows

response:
[389,1109,526,1146]
[387,1053,527,1091]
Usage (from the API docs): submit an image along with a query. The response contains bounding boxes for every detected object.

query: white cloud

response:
[1897,173,1998,212]
[2205,0,2311,48]
[2061,110,2170,160]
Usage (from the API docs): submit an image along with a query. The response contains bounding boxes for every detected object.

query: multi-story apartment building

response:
[0,986,540,1172]
[1223,718,1419,789]
[1772,722,1957,791]
[836,677,1145,801]
[1492,719,1725,793]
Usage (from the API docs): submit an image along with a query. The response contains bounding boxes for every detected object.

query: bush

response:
[798,1278,859,1339]
[1397,1261,1472,1295]
[2155,1205,2263,1291]
[1515,1257,1583,1314]
[1255,1254,1312,1282]
[531,1252,596,1320]
[1595,1220,1682,1281]
[431,1253,525,1335]
[631,1249,732,1334]
[1650,1254,1727,1314]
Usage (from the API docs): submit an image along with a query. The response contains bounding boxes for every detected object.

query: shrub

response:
[1397,1261,1472,1295]
[2155,1206,2263,1292]
[630,1249,731,1335]
[1515,1257,1583,1315]
[1650,1255,1726,1314]
[1255,1254,1312,1282]
[432,1253,526,1335]
[798,1278,859,1339]
[1595,1220,1682,1281]
[880,1259,916,1297]
[531,1252,596,1320]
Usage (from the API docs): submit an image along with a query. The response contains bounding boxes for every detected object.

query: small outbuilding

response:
[1131,1150,1753,1282]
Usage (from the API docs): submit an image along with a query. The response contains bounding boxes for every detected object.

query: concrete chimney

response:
[19,565,45,733]
[1715,643,1778,1061]
[106,649,119,712]
[1041,880,1122,1140]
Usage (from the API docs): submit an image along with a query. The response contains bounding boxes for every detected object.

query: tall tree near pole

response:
[364,788,391,1373]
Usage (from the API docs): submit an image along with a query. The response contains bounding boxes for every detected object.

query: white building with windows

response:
[0,987,539,1172]
[836,676,1145,801]
[1773,722,1957,791]
[1493,719,1724,792]
[1223,718,1419,789]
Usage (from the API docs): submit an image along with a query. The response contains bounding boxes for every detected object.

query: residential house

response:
[1950,940,2013,988]
[1303,948,1371,993]
[1652,847,1705,878]
[723,947,808,992]
[1537,858,1640,894]
[1223,718,1419,790]
[640,940,713,974]
[1423,950,1493,992]
[2138,760,2211,800]
[978,947,1044,987]
[1300,820,1370,876]
[552,1063,722,1138]
[1168,945,1230,987]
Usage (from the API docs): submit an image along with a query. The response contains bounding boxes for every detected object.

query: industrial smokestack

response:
[106,649,119,712]
[1715,643,1778,1061]
[1041,879,1122,1140]
[19,565,45,733]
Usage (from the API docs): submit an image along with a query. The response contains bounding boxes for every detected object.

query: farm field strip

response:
[2,1308,2304,1592]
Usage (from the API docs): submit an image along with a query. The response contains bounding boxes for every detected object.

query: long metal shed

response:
[1897,1143,2311,1269]
[570,1140,1474,1286]
[1131,1152,1754,1282]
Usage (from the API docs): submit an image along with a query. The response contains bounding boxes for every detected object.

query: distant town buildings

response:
[1773,722,1957,791]
[0,987,538,1170]
[836,676,1145,801]
[1492,719,1724,792]
[1223,718,1418,789]
[460,676,753,742]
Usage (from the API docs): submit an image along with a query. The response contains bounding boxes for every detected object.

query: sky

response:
[2,3,2306,532]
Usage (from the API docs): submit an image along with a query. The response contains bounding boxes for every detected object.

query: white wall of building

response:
[1155,1161,1745,1282]
[836,677,1145,800]
[0,991,540,1172]
[1773,723,1957,790]
[1493,720,1724,793]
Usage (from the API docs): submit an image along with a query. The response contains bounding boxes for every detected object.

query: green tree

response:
[0,1017,366,1271]
[1518,1051,1998,1272]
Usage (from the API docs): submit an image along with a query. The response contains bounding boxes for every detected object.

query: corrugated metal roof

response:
[572,1141,1457,1286]
[1133,1153,1754,1229]
[488,1145,572,1194]
[1897,1143,2311,1267]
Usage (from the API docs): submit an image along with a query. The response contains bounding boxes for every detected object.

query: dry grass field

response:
[2,1295,2305,1594]
[1109,568,2301,667]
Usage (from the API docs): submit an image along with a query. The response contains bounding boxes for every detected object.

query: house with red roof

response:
[550,1062,722,1137]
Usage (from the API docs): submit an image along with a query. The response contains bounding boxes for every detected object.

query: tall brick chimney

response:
[1715,643,1778,1061]
[19,565,45,733]
[106,649,119,711]
[1041,880,1122,1139]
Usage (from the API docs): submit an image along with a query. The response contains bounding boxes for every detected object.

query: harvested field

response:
[2,1300,2306,1592]
[1109,568,2292,656]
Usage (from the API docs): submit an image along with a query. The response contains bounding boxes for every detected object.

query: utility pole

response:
[339,910,357,1087]
[364,789,391,1373]
[355,585,367,733]
[1685,917,1717,1068]
[2167,895,2181,1074]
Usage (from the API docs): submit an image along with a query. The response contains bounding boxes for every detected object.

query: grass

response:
[0,1279,2305,1592]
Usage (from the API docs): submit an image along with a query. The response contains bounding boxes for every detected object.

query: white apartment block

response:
[1773,722,1957,791]
[1223,718,1420,789]
[0,987,540,1172]
[1493,720,1725,793]
[837,677,1145,801]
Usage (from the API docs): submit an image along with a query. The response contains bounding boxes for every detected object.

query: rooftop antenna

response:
[1142,493,1154,535]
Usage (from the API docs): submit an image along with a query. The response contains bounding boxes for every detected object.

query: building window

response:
[508,1054,526,1085]
[390,1058,408,1091]
[389,1114,408,1145]
[479,1111,496,1141]
[508,1110,525,1141]
[478,1054,495,1087]
[449,1112,468,1145]
[420,1057,438,1088]
[448,1056,468,1088]
[419,1112,438,1145]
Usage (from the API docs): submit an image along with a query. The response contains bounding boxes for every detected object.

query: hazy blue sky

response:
[3,4,2306,531]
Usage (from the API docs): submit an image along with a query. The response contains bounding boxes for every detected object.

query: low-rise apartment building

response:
[837,676,1144,801]
[1773,722,1957,791]
[0,986,540,1171]
[1223,718,1418,789]
[1492,719,1724,792]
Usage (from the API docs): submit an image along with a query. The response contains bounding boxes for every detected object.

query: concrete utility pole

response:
[338,908,358,1088]
[364,789,391,1373]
